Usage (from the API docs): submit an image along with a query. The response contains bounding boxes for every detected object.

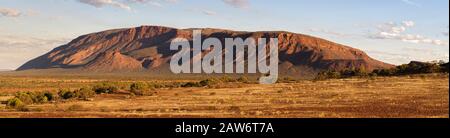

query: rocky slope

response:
[17,26,394,77]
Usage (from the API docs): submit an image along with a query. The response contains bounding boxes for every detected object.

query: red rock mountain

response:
[17,26,393,77]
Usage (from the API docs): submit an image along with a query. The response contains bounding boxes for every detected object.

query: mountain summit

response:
[17,26,393,78]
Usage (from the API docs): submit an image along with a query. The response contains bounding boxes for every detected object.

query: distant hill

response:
[0,69,12,72]
[17,26,394,78]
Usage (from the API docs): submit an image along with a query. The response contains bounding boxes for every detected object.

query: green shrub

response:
[182,82,202,87]
[340,67,368,78]
[220,75,236,82]
[130,82,149,96]
[32,92,48,104]
[315,70,341,80]
[373,68,397,76]
[43,92,54,101]
[14,92,34,104]
[58,89,77,100]
[93,83,119,94]
[237,76,250,83]
[75,87,95,100]
[6,98,25,109]
[11,91,52,105]
[199,78,220,87]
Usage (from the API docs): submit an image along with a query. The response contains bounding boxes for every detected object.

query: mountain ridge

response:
[17,25,394,78]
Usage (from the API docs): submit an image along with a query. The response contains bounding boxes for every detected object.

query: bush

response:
[182,82,202,87]
[11,91,53,105]
[237,76,250,83]
[43,92,54,101]
[58,89,77,100]
[219,75,236,82]
[93,83,119,94]
[6,98,25,109]
[14,92,34,104]
[32,92,48,104]
[373,68,397,76]
[315,70,341,80]
[199,78,220,87]
[278,77,297,83]
[315,61,449,80]
[75,87,95,100]
[58,88,96,100]
[130,82,150,96]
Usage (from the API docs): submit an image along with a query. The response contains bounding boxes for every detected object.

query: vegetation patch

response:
[315,61,449,80]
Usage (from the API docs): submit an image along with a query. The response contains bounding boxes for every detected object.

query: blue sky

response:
[0,0,449,70]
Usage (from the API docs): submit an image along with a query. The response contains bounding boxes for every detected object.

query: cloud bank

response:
[77,0,131,10]
[0,8,22,17]
[222,0,249,9]
[368,21,448,46]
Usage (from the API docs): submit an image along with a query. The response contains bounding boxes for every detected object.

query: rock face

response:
[17,26,394,77]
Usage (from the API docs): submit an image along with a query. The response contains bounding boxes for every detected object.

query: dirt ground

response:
[0,74,448,118]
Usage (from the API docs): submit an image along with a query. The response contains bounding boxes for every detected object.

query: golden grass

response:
[0,74,448,118]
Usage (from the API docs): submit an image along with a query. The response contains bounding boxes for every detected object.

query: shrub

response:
[32,92,48,104]
[58,89,77,100]
[278,77,297,83]
[93,83,119,94]
[130,82,149,96]
[14,92,34,104]
[315,70,341,80]
[10,91,53,105]
[220,75,236,82]
[199,78,220,87]
[341,67,368,78]
[75,87,95,100]
[6,98,25,109]
[182,82,202,87]
[373,68,397,76]
[237,76,250,83]
[43,92,54,101]
[147,82,164,89]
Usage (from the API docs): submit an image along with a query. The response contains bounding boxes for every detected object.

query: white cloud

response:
[0,35,70,70]
[402,21,415,27]
[77,0,131,11]
[222,0,249,9]
[308,28,350,37]
[201,9,217,16]
[126,0,181,7]
[186,8,218,16]
[128,0,180,3]
[148,1,163,7]
[368,49,449,65]
[369,21,448,46]
[401,0,421,7]
[0,8,22,17]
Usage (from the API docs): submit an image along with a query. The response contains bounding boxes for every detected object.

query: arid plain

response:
[0,73,447,118]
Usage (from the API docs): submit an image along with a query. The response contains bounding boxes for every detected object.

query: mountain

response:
[17,26,393,78]
[0,69,12,72]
